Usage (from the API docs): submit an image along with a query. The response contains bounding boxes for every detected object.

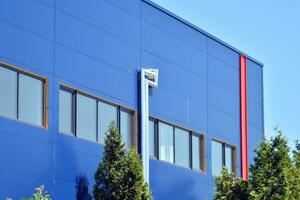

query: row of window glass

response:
[0,65,44,126]
[59,87,134,149]
[0,64,236,175]
[211,140,235,176]
[149,119,205,171]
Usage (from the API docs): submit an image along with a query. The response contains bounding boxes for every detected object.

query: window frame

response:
[0,62,48,128]
[59,85,136,147]
[174,127,190,168]
[97,100,118,144]
[191,132,205,172]
[158,121,174,164]
[149,117,206,172]
[211,139,237,176]
[120,107,135,150]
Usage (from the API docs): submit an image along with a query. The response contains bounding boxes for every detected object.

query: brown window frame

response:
[0,62,48,128]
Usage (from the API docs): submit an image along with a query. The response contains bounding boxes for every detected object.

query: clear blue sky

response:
[152,0,300,145]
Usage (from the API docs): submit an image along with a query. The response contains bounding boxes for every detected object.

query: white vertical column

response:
[140,68,158,184]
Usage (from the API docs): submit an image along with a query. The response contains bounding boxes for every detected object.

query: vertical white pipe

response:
[141,68,158,185]
[141,69,149,183]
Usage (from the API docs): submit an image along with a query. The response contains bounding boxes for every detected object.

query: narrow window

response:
[159,122,174,163]
[212,140,235,176]
[175,128,189,168]
[98,101,117,144]
[149,119,155,158]
[18,74,43,126]
[192,135,201,171]
[211,140,223,176]
[225,145,233,173]
[0,67,17,119]
[120,110,133,150]
[76,94,97,141]
[59,90,73,134]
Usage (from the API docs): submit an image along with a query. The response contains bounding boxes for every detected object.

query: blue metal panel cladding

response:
[0,0,263,199]
[247,59,264,165]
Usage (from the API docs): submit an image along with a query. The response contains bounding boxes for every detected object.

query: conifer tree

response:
[214,167,250,200]
[93,122,127,200]
[289,141,300,199]
[249,131,292,200]
[123,149,152,200]
[214,129,298,200]
[93,122,152,200]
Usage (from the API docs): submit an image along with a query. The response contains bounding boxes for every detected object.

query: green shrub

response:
[21,185,51,200]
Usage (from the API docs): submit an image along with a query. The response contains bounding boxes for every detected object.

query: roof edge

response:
[142,0,264,67]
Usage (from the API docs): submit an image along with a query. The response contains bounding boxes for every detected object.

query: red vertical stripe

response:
[240,55,248,180]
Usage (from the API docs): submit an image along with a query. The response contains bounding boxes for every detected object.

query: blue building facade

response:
[0,0,264,199]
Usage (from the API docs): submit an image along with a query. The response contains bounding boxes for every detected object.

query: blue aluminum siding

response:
[247,59,264,164]
[0,0,263,199]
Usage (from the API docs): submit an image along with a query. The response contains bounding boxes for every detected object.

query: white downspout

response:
[140,68,159,184]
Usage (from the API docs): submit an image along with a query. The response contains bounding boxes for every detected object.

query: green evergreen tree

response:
[93,122,152,200]
[93,122,127,200]
[123,149,152,200]
[249,130,292,200]
[214,129,299,200]
[289,141,300,199]
[214,167,250,200]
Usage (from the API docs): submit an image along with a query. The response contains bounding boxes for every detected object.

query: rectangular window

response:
[212,140,235,176]
[0,67,17,119]
[150,118,205,172]
[159,122,174,163]
[120,110,133,150]
[225,145,233,173]
[98,101,117,144]
[192,135,202,171]
[149,119,155,157]
[76,94,97,142]
[19,74,43,126]
[0,64,46,127]
[58,86,135,148]
[212,140,223,176]
[175,128,189,168]
[59,90,73,134]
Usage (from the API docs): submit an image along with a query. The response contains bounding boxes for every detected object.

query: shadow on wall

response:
[76,174,92,200]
